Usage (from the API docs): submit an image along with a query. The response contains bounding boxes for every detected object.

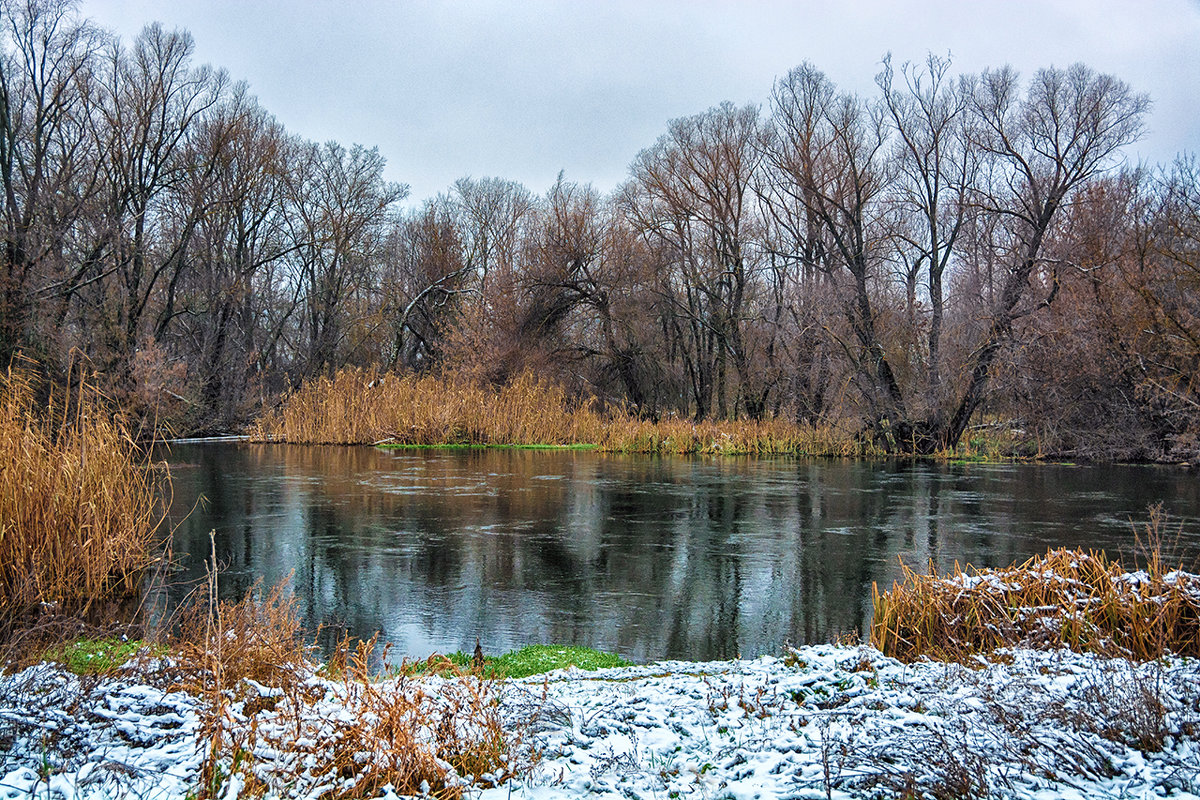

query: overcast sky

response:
[79,0,1200,205]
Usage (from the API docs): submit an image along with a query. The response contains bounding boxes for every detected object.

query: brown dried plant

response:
[0,359,169,646]
[178,569,535,799]
[871,524,1200,663]
[249,366,868,456]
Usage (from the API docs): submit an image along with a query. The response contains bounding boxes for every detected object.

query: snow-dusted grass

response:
[873,547,1200,662]
[3,645,1198,800]
[0,662,203,799]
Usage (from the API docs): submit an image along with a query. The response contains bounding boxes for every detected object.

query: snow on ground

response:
[0,663,203,799]
[2,645,1199,799]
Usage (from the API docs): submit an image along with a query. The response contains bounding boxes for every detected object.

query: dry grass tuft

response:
[178,574,536,799]
[0,360,168,644]
[250,367,867,456]
[173,574,314,695]
[871,540,1200,662]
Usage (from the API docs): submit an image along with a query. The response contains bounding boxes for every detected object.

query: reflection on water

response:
[163,444,1200,663]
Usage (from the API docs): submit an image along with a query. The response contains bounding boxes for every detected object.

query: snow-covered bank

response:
[3,645,1199,799]
[0,662,203,799]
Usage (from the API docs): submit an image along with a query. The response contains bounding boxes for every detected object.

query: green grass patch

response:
[45,637,149,674]
[406,644,629,679]
[490,644,629,677]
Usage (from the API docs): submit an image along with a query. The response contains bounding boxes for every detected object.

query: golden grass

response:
[250,368,605,446]
[173,577,313,695]
[871,547,1200,663]
[249,367,867,456]
[0,361,168,638]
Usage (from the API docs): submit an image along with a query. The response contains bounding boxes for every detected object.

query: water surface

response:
[163,444,1200,662]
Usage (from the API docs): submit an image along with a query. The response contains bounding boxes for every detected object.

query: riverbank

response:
[2,644,1197,800]
[248,367,1109,461]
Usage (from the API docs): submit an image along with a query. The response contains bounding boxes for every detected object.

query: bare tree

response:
[451,175,532,295]
[626,101,765,419]
[378,198,474,371]
[763,63,902,431]
[763,60,1148,452]
[168,93,297,427]
[877,53,974,404]
[0,0,104,362]
[939,64,1150,450]
[288,140,406,378]
[72,22,227,378]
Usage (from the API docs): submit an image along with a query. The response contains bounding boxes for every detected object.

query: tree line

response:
[2,0,1197,458]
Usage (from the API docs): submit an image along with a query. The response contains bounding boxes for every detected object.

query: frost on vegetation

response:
[518,648,1200,800]
[873,548,1200,662]
[2,645,1199,799]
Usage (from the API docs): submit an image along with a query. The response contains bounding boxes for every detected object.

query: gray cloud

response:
[80,0,1200,203]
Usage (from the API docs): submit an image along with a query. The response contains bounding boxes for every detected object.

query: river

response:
[162,443,1200,663]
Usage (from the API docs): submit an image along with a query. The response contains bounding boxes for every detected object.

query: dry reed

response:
[250,367,866,456]
[596,415,866,455]
[0,361,168,639]
[871,547,1200,662]
[250,368,605,446]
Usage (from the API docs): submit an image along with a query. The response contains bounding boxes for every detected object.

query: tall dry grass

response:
[250,367,866,455]
[596,415,868,455]
[250,368,606,446]
[0,362,168,637]
[871,546,1200,662]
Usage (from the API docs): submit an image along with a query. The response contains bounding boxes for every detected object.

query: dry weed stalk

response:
[871,541,1200,662]
[249,366,866,455]
[0,360,168,642]
[174,575,313,696]
[182,575,534,799]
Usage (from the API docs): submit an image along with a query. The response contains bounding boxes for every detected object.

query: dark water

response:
[162,444,1200,663]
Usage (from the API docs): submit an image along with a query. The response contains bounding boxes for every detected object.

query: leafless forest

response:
[2,1,1198,458]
